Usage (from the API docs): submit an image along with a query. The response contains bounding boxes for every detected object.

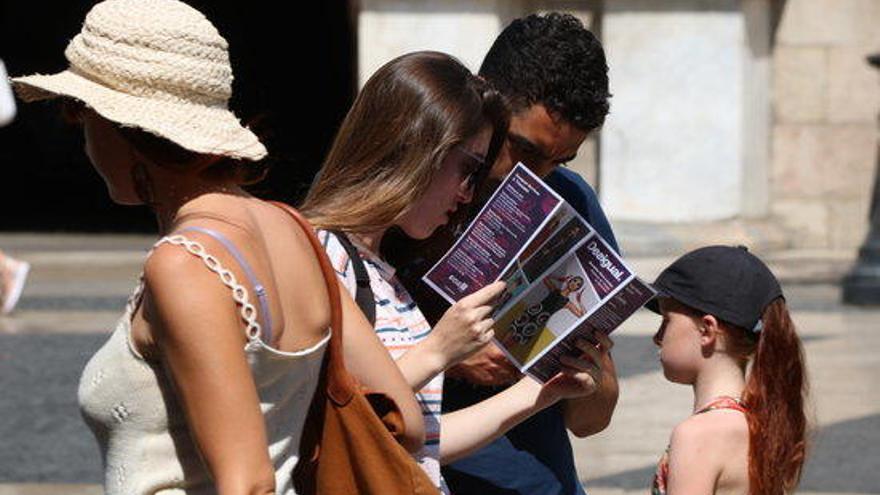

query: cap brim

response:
[645,286,665,314]
[11,70,267,161]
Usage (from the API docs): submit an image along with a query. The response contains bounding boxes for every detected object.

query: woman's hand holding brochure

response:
[397,281,506,391]
[425,281,507,367]
[513,331,614,409]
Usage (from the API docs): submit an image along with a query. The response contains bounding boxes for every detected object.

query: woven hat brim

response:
[11,70,267,161]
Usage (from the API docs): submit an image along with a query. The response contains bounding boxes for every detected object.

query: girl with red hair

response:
[649,246,809,495]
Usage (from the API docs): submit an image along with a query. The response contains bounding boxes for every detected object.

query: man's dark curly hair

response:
[479,12,610,132]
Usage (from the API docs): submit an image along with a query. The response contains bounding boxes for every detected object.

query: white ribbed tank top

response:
[78,234,329,494]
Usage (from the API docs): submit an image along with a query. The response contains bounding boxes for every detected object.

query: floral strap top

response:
[651,396,747,495]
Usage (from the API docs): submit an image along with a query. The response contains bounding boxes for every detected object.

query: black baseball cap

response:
[646,245,783,332]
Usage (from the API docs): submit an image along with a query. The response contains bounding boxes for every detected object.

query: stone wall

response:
[355,0,880,252]
[771,0,880,249]
[600,0,747,223]
[356,0,603,185]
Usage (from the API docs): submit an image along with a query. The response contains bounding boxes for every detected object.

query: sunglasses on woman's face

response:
[451,146,487,191]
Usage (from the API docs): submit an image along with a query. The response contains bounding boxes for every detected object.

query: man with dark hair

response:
[384,13,618,494]
[481,12,611,172]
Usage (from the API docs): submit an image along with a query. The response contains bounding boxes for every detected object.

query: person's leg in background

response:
[0,250,29,315]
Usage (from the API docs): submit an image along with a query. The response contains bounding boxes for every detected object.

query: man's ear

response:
[699,314,720,348]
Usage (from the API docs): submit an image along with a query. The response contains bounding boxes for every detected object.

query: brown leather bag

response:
[271,201,438,495]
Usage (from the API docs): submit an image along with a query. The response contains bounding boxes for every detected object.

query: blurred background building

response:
[2,0,878,258]
[0,1,358,231]
[1,1,878,490]
[358,0,879,258]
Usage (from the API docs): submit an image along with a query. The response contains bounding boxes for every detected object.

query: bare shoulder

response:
[675,409,748,440]
[670,415,714,450]
[143,240,225,289]
[670,409,748,461]
[145,241,199,275]
[666,412,748,493]
[698,408,748,443]
[143,241,239,331]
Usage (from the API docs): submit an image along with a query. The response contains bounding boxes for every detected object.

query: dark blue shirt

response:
[545,168,618,255]
[441,167,618,495]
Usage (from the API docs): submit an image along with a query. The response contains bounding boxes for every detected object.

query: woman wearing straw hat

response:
[12,0,424,493]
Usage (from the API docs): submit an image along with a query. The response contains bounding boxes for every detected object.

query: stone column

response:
[357,0,505,84]
[356,1,603,184]
[771,0,880,250]
[740,0,771,218]
[842,53,880,305]
[599,0,745,222]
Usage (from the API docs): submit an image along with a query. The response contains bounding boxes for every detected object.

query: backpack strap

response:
[328,230,376,326]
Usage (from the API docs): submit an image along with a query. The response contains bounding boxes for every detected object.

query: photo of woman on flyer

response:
[521,216,591,280]
[502,274,588,348]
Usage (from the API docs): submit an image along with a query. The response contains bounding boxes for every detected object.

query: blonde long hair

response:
[301,51,509,233]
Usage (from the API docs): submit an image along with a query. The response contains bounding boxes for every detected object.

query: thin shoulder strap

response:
[177,226,273,343]
[696,396,748,414]
[155,234,263,343]
[269,201,355,405]
[328,230,376,326]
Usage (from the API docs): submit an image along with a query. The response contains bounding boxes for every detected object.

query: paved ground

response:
[0,234,877,494]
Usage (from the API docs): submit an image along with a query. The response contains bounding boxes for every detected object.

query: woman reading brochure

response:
[302,51,608,493]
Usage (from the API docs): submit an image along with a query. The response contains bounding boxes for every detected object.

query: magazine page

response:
[422,163,656,382]
[423,163,563,304]
[493,203,595,318]
[491,232,628,372]
[525,277,655,383]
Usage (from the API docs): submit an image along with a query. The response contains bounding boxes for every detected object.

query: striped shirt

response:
[318,230,445,492]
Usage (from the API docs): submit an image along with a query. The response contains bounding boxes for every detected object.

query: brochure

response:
[423,163,655,382]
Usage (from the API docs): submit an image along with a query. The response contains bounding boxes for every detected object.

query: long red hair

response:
[724,299,809,495]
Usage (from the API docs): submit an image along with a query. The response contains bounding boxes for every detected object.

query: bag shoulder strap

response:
[327,230,376,326]
[268,201,354,405]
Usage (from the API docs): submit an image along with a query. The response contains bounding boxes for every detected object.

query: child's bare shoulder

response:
[672,408,748,447]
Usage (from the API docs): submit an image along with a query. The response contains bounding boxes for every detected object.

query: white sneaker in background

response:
[1,257,30,315]
[0,59,17,127]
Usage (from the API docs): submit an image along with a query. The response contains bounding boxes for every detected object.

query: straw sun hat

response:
[11,0,267,161]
